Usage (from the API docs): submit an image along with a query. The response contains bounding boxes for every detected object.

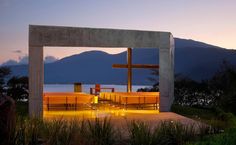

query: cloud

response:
[12,50,22,54]
[18,56,28,64]
[1,59,18,66]
[1,55,59,66]
[44,56,58,63]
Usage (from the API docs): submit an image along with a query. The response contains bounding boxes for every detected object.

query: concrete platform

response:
[44,110,199,127]
[43,109,204,138]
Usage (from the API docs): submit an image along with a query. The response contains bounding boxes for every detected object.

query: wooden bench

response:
[99,92,160,109]
[43,92,95,111]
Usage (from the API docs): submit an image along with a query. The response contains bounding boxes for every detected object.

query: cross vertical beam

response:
[113,48,159,93]
[127,48,132,92]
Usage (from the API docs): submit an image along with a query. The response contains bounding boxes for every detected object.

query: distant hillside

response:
[8,38,236,85]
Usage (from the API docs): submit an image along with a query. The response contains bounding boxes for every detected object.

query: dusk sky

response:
[0,0,235,64]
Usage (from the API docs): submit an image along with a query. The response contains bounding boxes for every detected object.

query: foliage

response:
[43,119,79,145]
[7,76,29,101]
[174,75,214,107]
[208,60,236,114]
[171,105,236,132]
[0,67,29,101]
[137,69,159,92]
[0,115,214,145]
[187,128,236,145]
[0,66,11,96]
[128,121,152,145]
[15,101,28,116]
[141,60,236,115]
[171,104,216,120]
[128,120,205,145]
[86,117,117,145]
[0,96,16,145]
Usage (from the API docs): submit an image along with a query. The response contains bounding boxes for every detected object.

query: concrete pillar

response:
[159,33,175,111]
[29,46,44,117]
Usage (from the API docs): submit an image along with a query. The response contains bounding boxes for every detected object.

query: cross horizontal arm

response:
[112,64,159,69]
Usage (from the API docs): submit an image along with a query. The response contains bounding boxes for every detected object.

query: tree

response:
[0,67,11,97]
[209,61,236,114]
[137,68,159,92]
[174,75,213,107]
[7,76,29,101]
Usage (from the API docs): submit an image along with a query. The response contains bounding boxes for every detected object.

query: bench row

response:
[43,92,95,110]
[99,92,160,109]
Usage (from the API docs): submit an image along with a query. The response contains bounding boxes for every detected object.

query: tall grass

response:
[4,117,212,145]
[86,118,117,145]
[127,121,207,145]
[128,121,152,145]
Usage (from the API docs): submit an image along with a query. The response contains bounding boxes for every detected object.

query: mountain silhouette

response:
[8,38,236,85]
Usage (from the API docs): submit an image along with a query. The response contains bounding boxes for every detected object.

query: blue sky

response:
[0,0,235,64]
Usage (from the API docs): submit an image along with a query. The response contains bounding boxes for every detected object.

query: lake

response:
[44,84,151,93]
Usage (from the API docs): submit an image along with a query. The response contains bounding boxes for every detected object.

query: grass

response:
[172,104,236,145]
[127,120,209,145]
[2,116,212,145]
[171,104,236,130]
[171,104,216,120]
[187,128,236,145]
[86,118,117,145]
[11,102,236,145]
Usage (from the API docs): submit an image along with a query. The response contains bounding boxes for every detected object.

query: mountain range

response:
[7,38,236,85]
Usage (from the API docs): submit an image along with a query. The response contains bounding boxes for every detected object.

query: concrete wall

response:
[29,25,174,117]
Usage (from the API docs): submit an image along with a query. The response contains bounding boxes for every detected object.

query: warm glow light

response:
[43,109,159,120]
[43,92,160,120]
[94,96,98,104]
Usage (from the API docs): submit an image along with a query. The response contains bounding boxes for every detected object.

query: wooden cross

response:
[112,48,159,92]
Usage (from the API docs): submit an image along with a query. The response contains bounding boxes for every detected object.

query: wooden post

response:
[127,48,132,92]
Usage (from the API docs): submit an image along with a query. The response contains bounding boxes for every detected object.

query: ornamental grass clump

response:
[128,121,152,145]
[127,121,202,145]
[85,117,117,145]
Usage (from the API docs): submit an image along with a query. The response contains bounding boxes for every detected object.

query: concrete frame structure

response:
[29,25,175,117]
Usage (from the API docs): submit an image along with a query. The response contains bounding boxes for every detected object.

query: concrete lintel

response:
[29,25,171,48]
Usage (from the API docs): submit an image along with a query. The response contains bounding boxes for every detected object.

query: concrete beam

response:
[29,25,170,48]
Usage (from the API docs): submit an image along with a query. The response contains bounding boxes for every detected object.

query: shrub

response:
[188,128,236,145]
